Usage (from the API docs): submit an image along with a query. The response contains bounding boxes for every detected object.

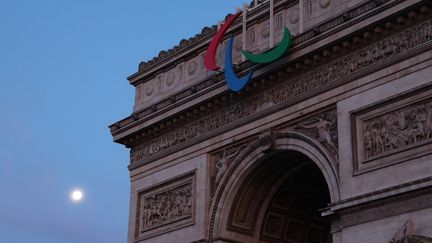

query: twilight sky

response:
[0,1,245,242]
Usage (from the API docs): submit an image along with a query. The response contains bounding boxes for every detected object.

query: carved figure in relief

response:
[147,196,161,227]
[426,104,432,138]
[185,187,192,215]
[214,151,229,186]
[380,122,389,150]
[364,126,374,158]
[387,132,401,151]
[211,143,250,197]
[173,190,183,216]
[140,185,192,231]
[163,192,174,221]
[417,107,428,139]
[390,220,415,243]
[298,114,338,154]
[408,108,427,143]
[397,111,409,131]
[372,123,384,154]
[363,100,432,159]
[384,114,399,150]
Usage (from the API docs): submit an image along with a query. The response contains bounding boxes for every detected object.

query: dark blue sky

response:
[0,1,244,242]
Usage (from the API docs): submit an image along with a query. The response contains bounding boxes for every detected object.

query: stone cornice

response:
[110,0,431,150]
[127,18,432,169]
[326,176,432,213]
[112,0,397,133]
[333,181,432,228]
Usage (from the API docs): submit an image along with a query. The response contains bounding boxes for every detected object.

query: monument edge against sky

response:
[110,0,432,242]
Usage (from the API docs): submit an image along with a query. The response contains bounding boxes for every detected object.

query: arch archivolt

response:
[208,131,340,242]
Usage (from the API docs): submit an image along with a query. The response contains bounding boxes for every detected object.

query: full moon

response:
[70,189,84,202]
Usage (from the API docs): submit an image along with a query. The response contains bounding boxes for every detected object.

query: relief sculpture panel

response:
[352,86,432,174]
[131,19,432,165]
[135,172,195,240]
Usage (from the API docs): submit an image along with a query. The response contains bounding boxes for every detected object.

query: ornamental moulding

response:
[129,18,432,166]
[111,0,413,136]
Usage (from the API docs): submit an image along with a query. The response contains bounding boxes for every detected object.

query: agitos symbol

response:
[204,9,292,92]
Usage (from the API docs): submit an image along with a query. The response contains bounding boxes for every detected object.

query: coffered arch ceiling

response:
[208,132,338,242]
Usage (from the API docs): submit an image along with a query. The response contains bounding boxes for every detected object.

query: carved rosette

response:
[135,172,195,240]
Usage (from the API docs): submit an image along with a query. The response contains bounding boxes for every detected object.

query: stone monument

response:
[110,0,432,242]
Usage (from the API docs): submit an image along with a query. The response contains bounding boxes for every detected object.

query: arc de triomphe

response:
[110,0,432,242]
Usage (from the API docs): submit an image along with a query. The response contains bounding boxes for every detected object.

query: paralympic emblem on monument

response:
[204,1,293,92]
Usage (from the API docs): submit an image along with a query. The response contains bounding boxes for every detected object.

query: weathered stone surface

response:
[130,18,432,165]
[135,172,195,240]
[110,0,432,242]
[352,87,432,174]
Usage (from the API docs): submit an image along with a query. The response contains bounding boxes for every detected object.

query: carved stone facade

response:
[130,18,432,166]
[110,0,432,242]
[294,110,338,160]
[208,108,338,199]
[352,87,432,174]
[226,158,331,241]
[135,172,195,240]
[210,140,252,198]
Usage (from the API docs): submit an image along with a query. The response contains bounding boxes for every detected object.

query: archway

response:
[258,158,331,242]
[209,132,339,242]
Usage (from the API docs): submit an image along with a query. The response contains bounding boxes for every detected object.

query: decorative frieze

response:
[112,0,418,138]
[131,19,432,165]
[135,172,195,240]
[363,100,432,158]
[352,86,432,174]
[132,0,393,76]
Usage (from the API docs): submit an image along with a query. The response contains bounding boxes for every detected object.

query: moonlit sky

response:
[0,1,245,242]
